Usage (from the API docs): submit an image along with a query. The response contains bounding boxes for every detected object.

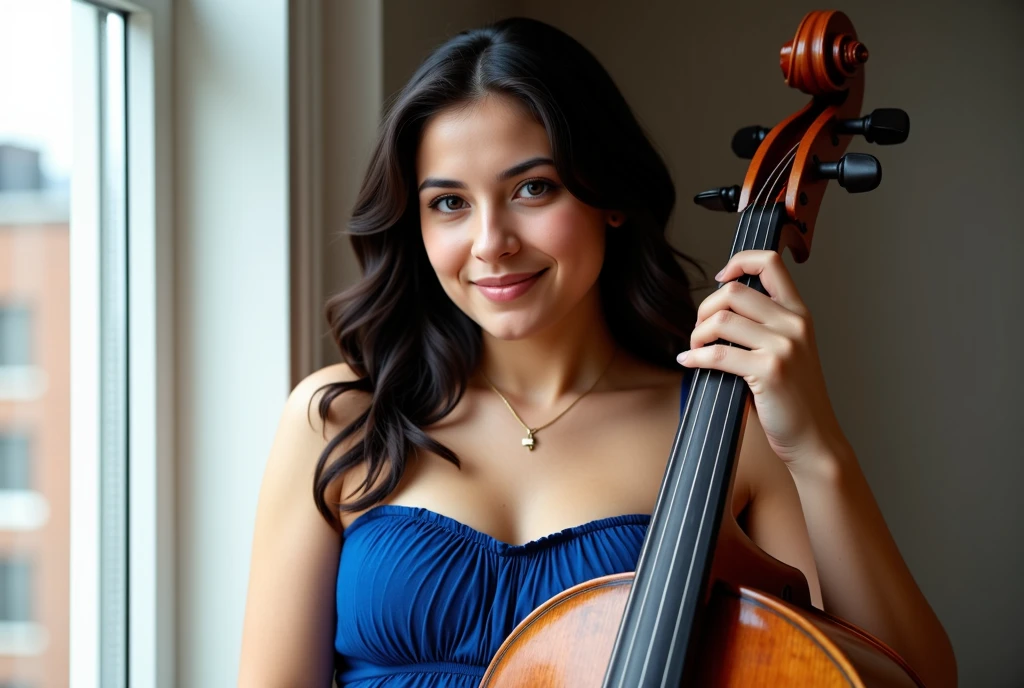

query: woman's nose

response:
[471,205,520,262]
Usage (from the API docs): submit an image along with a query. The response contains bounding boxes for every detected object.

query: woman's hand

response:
[677,249,848,472]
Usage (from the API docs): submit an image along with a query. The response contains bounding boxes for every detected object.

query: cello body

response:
[479,524,924,687]
[480,10,920,687]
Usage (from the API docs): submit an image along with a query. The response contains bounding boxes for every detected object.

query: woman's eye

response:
[428,195,466,213]
[519,180,552,199]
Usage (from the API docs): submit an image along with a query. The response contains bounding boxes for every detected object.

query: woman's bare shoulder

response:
[256,361,369,523]
[238,362,371,683]
[290,362,371,437]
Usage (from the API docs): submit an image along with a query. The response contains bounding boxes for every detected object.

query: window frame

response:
[68,1,174,687]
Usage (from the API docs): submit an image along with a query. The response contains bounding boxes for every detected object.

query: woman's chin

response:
[476,315,543,342]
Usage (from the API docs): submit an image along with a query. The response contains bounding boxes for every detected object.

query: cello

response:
[479,10,921,687]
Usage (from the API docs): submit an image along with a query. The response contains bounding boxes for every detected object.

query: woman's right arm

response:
[238,364,362,687]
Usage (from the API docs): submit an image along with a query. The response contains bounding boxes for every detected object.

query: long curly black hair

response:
[312,16,706,529]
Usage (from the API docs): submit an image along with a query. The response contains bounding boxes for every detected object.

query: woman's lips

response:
[473,269,547,302]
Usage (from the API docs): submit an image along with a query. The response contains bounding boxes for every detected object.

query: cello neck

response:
[600,203,786,687]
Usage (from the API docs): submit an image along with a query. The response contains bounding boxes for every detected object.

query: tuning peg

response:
[815,153,881,193]
[694,184,740,212]
[731,126,771,159]
[834,108,909,145]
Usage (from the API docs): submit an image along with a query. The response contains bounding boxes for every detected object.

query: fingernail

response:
[677,351,689,364]
[714,269,725,281]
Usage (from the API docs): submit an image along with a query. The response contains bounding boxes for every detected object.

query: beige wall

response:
[515,3,1022,685]
[314,1,385,370]
[316,2,1024,684]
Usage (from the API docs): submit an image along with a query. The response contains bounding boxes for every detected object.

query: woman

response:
[239,17,956,688]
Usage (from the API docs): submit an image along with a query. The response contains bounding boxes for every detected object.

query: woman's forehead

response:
[416,96,550,181]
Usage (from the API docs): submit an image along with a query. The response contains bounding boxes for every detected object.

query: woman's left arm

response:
[744,406,957,688]
[677,249,958,688]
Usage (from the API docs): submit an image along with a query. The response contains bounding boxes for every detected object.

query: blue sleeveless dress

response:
[334,369,693,687]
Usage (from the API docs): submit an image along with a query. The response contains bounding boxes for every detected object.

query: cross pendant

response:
[522,430,535,451]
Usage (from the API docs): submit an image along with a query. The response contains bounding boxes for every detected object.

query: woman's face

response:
[416,93,621,341]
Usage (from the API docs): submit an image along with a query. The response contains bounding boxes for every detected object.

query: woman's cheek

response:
[421,228,467,282]
[534,205,605,269]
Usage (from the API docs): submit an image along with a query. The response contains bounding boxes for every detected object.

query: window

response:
[0,559,32,623]
[0,433,31,491]
[0,556,44,668]
[0,306,31,367]
[0,0,73,680]
[3,0,138,685]
[0,304,45,402]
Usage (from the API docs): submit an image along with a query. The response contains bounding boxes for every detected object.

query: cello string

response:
[618,143,794,683]
[651,147,794,683]
[651,146,794,688]
[614,139,798,686]
[620,143,798,685]
[652,146,797,686]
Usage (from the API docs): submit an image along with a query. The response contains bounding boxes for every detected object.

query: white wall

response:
[173,1,289,685]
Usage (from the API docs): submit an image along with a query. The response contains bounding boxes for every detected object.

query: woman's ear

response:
[606,211,625,228]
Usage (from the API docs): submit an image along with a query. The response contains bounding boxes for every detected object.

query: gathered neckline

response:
[342,504,651,555]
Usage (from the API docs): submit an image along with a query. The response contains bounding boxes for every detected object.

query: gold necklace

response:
[481,347,616,451]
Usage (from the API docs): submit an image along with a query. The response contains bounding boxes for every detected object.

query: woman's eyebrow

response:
[417,156,554,193]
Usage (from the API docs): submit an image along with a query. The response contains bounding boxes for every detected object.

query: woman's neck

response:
[475,291,617,409]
